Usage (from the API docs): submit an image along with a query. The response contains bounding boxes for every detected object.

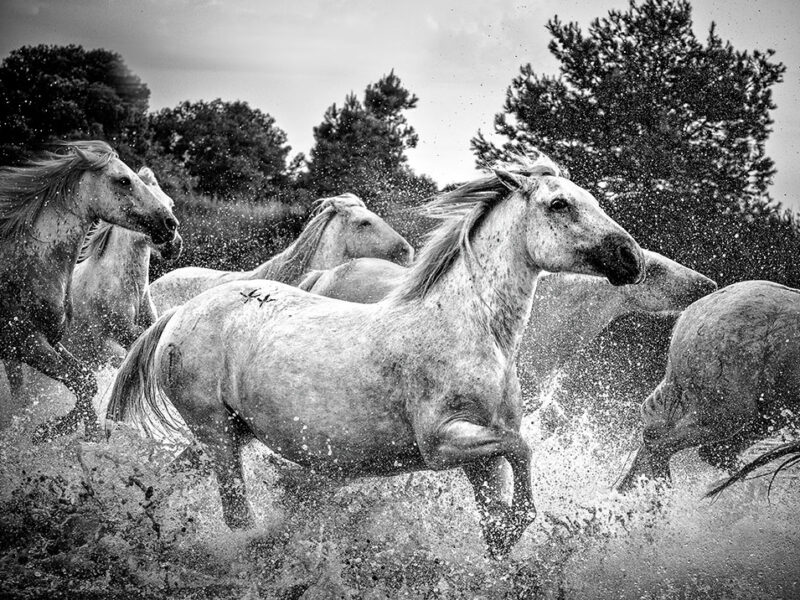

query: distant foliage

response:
[149,195,307,281]
[305,70,436,207]
[0,44,150,165]
[472,0,800,287]
[149,99,292,200]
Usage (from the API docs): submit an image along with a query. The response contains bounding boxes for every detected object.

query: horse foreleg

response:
[15,333,99,443]
[422,420,535,557]
[463,457,511,557]
[463,446,535,558]
[115,323,145,350]
[137,289,158,331]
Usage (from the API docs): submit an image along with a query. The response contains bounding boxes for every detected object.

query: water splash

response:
[1,366,798,598]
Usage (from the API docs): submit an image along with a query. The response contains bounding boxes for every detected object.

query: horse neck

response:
[305,215,346,270]
[26,201,94,283]
[248,242,306,285]
[418,196,539,358]
[102,227,152,290]
[249,215,343,285]
[524,274,627,377]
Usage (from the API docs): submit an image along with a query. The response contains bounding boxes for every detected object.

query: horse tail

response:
[297,269,325,293]
[705,440,800,499]
[105,307,186,439]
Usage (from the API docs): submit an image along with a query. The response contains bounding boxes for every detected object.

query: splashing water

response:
[1,364,798,599]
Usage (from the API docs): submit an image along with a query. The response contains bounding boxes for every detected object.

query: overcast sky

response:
[2,0,798,210]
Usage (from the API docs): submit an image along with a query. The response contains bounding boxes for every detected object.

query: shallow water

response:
[0,367,798,599]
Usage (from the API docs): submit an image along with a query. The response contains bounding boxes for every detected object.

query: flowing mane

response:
[77,221,115,262]
[390,154,563,302]
[257,193,366,283]
[0,140,118,239]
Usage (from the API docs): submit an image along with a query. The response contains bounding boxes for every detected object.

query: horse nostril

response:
[164,215,179,232]
[617,245,636,270]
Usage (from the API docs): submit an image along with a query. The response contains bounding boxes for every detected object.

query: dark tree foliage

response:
[0,44,150,165]
[149,99,291,200]
[472,0,799,287]
[306,70,435,206]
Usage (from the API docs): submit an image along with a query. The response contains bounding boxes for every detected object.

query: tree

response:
[471,0,798,285]
[306,70,431,204]
[0,44,150,165]
[149,99,291,200]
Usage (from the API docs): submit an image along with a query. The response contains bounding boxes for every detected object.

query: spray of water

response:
[1,365,798,598]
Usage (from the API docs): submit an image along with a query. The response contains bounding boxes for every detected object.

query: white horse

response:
[149,193,413,313]
[617,280,800,493]
[106,155,645,557]
[0,140,179,441]
[62,167,183,368]
[299,252,716,402]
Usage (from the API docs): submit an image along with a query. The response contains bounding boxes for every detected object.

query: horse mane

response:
[390,154,563,302]
[258,193,366,283]
[77,221,115,262]
[0,140,118,239]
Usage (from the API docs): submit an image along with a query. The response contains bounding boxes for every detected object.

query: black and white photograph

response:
[0,0,798,598]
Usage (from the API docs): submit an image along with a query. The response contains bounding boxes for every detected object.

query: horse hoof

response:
[81,415,104,443]
[513,506,537,529]
[486,534,514,560]
[225,514,256,530]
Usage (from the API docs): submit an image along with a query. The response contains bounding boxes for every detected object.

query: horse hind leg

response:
[190,408,256,530]
[616,382,704,493]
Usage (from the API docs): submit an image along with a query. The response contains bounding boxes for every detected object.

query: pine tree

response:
[471,0,798,285]
[306,70,431,204]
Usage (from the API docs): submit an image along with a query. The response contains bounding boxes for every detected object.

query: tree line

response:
[1,0,799,288]
[0,45,434,206]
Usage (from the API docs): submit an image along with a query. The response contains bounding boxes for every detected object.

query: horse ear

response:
[72,145,91,162]
[138,167,156,185]
[493,169,525,191]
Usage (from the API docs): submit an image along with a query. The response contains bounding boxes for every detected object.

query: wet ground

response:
[0,366,798,599]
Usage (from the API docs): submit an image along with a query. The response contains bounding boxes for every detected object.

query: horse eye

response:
[550,198,569,211]
[117,176,131,187]
[357,220,371,229]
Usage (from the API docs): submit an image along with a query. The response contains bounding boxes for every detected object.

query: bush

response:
[150,194,307,280]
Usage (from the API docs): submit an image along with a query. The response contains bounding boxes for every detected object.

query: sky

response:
[1,0,799,211]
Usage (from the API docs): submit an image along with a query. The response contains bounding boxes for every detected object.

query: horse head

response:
[493,158,645,286]
[315,193,414,267]
[73,142,178,245]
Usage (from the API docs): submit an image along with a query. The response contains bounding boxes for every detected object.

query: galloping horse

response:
[0,141,179,442]
[299,252,716,401]
[149,193,413,312]
[616,280,800,493]
[63,167,183,368]
[106,155,645,557]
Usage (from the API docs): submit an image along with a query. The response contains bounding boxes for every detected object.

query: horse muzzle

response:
[154,231,183,261]
[588,236,647,286]
[391,241,415,266]
[148,213,179,245]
